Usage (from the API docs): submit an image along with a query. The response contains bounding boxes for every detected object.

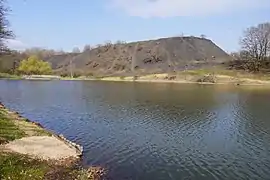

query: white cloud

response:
[6,39,28,50]
[109,0,269,17]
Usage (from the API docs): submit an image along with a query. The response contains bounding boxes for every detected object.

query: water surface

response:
[0,80,270,180]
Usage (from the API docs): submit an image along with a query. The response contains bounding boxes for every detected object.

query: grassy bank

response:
[0,104,104,180]
[0,73,22,80]
[0,108,51,179]
[2,69,270,86]
[178,69,270,81]
[84,69,270,86]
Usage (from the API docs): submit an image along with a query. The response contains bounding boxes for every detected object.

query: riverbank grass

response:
[0,73,22,79]
[0,108,50,179]
[178,69,270,80]
[0,111,25,142]
[0,153,49,180]
[93,69,270,85]
[0,108,50,139]
[0,109,49,179]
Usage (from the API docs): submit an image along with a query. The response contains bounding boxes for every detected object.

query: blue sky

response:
[7,0,270,52]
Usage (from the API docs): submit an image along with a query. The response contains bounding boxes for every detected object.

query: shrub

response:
[197,74,216,83]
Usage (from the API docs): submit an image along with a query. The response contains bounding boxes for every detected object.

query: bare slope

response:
[0,36,230,75]
[48,36,231,76]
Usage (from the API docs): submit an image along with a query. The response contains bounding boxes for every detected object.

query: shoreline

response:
[62,73,270,87]
[0,102,105,180]
[2,71,270,87]
[87,78,270,86]
[3,77,270,86]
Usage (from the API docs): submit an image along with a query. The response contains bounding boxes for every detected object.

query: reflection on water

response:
[1,80,270,180]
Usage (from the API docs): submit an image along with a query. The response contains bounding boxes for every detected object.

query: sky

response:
[6,0,270,52]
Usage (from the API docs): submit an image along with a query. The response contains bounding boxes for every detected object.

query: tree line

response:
[231,22,270,72]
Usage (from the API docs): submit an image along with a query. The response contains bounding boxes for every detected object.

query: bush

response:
[0,73,20,79]
[133,76,138,80]
[197,74,216,83]
[168,76,176,80]
[85,72,94,77]
[17,56,52,75]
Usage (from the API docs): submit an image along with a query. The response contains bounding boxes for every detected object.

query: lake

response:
[0,80,270,180]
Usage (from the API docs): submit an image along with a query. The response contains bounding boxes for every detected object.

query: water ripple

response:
[1,80,270,180]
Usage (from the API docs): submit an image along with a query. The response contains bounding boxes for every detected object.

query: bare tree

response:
[200,34,206,38]
[0,0,14,53]
[83,44,91,52]
[104,41,112,51]
[23,48,57,58]
[115,40,126,45]
[72,47,80,53]
[240,22,270,71]
[55,49,66,55]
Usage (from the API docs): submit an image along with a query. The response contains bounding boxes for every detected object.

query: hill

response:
[1,36,231,76]
[48,36,231,76]
[0,52,27,74]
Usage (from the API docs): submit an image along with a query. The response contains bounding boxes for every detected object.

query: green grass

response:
[0,153,94,180]
[0,153,49,180]
[0,111,26,142]
[0,110,47,180]
[33,128,52,136]
[0,73,22,79]
[0,108,52,140]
